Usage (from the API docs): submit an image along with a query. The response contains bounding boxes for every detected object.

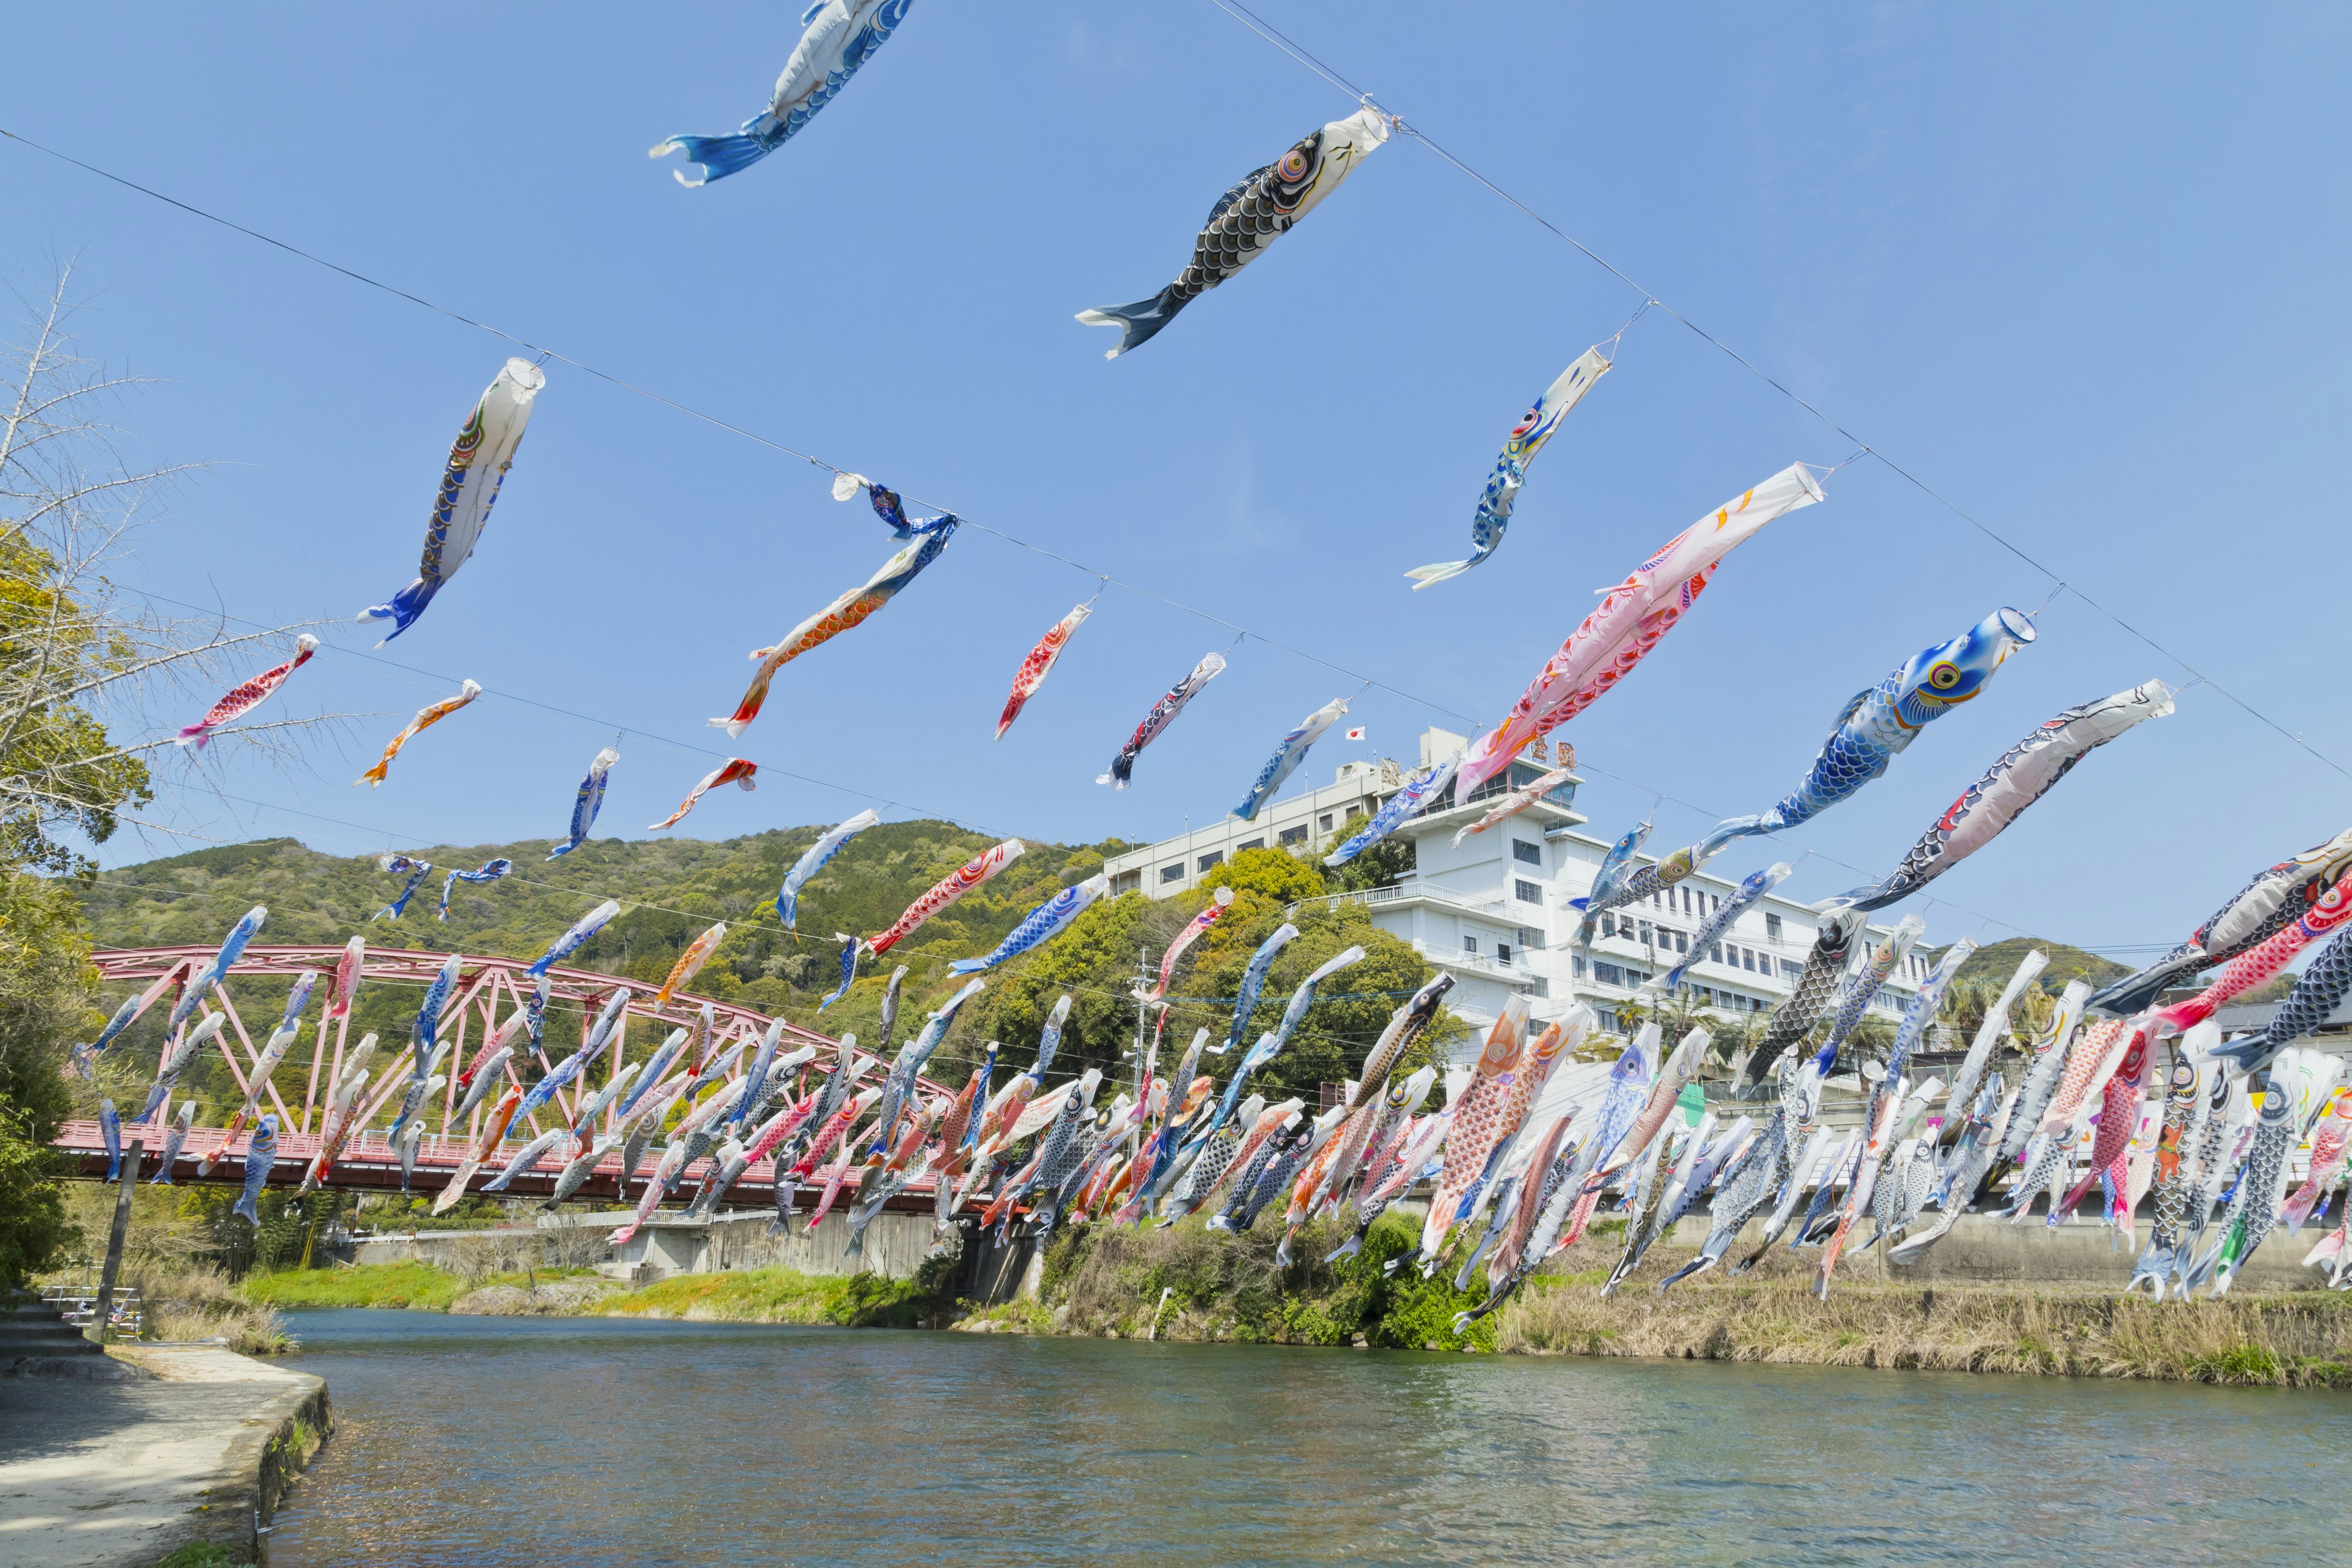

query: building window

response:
[1711,942,1724,963]
[1114,870,1141,895]
[1675,930,1689,954]
[1197,851,1223,873]
[1525,978,1550,998]
[1782,959,1804,982]
[1278,824,1308,846]
[1743,949,1755,971]
[1600,913,1616,936]
[1594,962,1625,988]
[1518,927,1544,951]
[1463,935,1478,955]
[1238,838,1264,853]
[1766,913,1784,942]
[1319,814,1333,832]
[1514,879,1542,903]
[1159,864,1184,884]
[1681,888,1692,914]
[1637,920,1653,944]
[1512,839,1541,866]
[1572,956,1587,978]
[1496,944,1513,967]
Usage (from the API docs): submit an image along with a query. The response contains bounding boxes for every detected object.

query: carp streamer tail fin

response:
[1075,288,1186,359]
[358,576,436,646]
[650,132,775,189]
[1696,815,1770,861]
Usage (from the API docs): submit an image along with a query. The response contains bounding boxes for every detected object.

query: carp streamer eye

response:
[1276,148,1313,181]
[1927,662,1964,690]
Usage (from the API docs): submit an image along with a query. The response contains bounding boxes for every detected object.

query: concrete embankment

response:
[0,1344,328,1567]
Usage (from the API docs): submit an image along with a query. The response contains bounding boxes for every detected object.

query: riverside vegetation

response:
[222,1216,2352,1389]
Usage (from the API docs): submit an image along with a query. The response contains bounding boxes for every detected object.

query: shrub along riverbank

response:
[233,1231,2352,1389]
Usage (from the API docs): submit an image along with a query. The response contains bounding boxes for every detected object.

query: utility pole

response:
[94,1139,144,1341]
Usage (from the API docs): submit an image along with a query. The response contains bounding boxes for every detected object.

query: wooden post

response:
[93,1140,144,1341]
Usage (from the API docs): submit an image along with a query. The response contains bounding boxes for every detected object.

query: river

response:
[273,1311,2349,1566]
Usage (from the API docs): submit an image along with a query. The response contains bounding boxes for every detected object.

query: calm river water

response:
[274,1310,2351,1566]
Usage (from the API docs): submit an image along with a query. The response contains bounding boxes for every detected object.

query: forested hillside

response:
[72,831,1452,1113]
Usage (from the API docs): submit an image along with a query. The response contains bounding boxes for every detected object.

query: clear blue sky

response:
[8,4,2349,962]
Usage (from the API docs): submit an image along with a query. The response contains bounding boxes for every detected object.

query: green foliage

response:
[598,1263,946,1327]
[1199,846,1325,906]
[1322,811,1415,894]
[1052,1211,1494,1351]
[244,1259,462,1311]
[0,870,99,1286]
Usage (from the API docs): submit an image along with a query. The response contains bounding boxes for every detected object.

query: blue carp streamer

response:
[1697,608,2035,859]
[650,1,918,187]
[548,747,619,860]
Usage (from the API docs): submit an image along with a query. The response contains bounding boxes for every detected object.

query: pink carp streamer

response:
[1149,888,1235,1003]
[997,600,1095,740]
[867,839,1026,957]
[648,759,758,831]
[178,635,319,749]
[356,679,481,786]
[1457,466,1823,797]
[2158,872,2352,1033]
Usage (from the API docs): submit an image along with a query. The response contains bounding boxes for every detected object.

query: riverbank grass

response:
[1498,1274,2352,1388]
[596,1265,944,1327]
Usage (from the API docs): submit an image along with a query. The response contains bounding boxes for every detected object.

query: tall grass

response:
[1496,1270,2352,1388]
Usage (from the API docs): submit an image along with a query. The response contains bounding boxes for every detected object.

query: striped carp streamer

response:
[777,809,881,929]
[1455,465,1825,799]
[867,839,1025,957]
[527,899,622,978]
[1099,651,1227,790]
[548,747,619,859]
[372,855,432,922]
[1406,346,1611,589]
[1220,924,1298,1056]
[650,0,918,187]
[950,873,1110,976]
[648,759,758,831]
[657,922,729,1006]
[1232,696,1349,822]
[1694,608,2037,860]
[1325,752,1460,869]
[357,679,481,786]
[176,634,318,749]
[818,933,860,1011]
[2091,825,2352,1017]
[437,859,511,921]
[1077,107,1390,358]
[359,360,545,643]
[2158,872,2352,1036]
[1819,680,2175,914]
[997,600,1094,741]
[712,482,956,739]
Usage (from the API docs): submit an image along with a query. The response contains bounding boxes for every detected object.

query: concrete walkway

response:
[0,1346,325,1568]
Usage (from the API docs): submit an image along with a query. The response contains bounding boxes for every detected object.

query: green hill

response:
[1937,935,2129,993]
[69,832,1447,1116]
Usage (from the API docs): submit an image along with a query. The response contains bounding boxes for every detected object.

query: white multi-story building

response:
[1103,728,1936,1054]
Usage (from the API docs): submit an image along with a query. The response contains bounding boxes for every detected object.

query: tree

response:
[0,271,330,1286]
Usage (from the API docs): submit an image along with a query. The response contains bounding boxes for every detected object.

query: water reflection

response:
[274,1311,2352,1566]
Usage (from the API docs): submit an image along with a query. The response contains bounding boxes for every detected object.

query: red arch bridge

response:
[51,944,960,1210]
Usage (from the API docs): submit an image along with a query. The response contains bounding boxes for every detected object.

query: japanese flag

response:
[1344,726,1366,741]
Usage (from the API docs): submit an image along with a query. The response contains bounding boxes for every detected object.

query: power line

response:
[6,124,2088,953]
[1199,0,2351,784]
